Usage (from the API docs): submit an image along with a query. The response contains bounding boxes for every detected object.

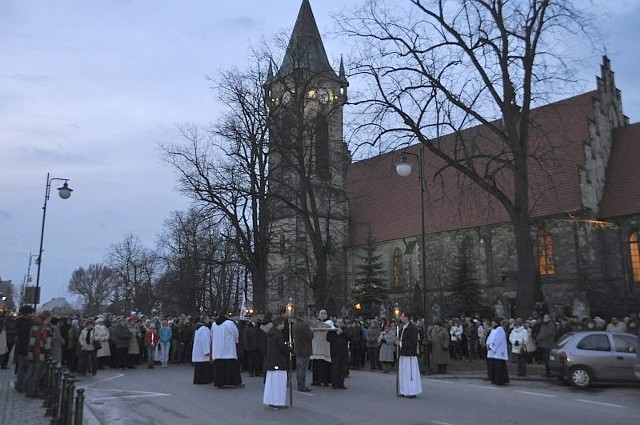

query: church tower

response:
[263,0,350,315]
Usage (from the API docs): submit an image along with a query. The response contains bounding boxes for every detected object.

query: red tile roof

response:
[346,92,599,246]
[599,122,640,218]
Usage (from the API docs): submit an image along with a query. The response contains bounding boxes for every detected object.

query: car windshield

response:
[555,333,574,347]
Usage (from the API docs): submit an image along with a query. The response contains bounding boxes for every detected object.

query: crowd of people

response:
[1,303,639,407]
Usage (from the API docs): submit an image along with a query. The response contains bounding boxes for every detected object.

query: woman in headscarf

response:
[430,320,450,374]
[93,317,111,370]
[78,319,97,376]
[377,323,397,373]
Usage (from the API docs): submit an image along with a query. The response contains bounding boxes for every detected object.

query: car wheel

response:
[569,367,591,389]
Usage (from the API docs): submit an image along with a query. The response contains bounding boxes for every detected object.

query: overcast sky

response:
[1,0,639,307]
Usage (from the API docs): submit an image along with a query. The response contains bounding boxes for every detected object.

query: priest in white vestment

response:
[192,318,212,384]
[211,315,243,388]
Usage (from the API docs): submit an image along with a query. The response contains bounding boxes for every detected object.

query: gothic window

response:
[278,276,284,297]
[392,247,403,287]
[315,115,330,180]
[629,232,640,282]
[537,230,556,276]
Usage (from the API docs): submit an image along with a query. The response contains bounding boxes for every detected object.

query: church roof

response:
[600,122,640,218]
[346,91,603,246]
[278,0,337,79]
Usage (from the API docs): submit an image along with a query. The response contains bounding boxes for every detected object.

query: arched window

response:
[537,230,556,276]
[315,115,330,180]
[629,232,640,282]
[392,248,403,287]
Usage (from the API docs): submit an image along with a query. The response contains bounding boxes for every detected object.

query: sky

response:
[1,0,639,307]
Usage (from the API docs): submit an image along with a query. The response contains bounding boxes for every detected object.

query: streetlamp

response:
[34,173,73,311]
[396,147,427,322]
[393,302,401,397]
[285,297,295,407]
[22,253,37,305]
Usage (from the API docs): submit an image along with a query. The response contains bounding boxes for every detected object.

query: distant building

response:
[0,279,15,311]
[39,297,74,316]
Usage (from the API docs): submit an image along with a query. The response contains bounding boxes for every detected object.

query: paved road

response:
[78,364,640,425]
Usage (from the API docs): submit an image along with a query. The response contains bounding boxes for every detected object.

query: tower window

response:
[630,232,640,282]
[315,115,330,180]
[537,230,556,276]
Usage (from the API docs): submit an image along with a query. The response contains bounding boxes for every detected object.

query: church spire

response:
[279,0,337,78]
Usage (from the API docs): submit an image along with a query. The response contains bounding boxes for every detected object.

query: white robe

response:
[486,326,509,361]
[263,370,288,407]
[211,319,239,360]
[398,356,422,396]
[310,320,334,362]
[0,330,7,356]
[192,325,211,363]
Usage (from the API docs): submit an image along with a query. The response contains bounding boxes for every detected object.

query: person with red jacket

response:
[145,323,159,369]
[24,312,52,398]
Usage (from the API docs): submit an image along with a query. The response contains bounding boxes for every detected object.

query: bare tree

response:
[156,209,246,315]
[161,54,272,312]
[107,234,159,314]
[68,264,115,315]
[341,0,593,316]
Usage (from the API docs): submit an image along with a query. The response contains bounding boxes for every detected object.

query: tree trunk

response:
[312,254,329,309]
[513,152,536,318]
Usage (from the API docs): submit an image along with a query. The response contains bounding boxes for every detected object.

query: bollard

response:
[56,373,68,424]
[42,359,51,410]
[73,389,85,425]
[44,359,55,411]
[49,365,63,418]
[57,372,71,425]
[50,369,67,423]
[62,376,75,425]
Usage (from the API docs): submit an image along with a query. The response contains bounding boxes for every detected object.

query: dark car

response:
[548,331,638,389]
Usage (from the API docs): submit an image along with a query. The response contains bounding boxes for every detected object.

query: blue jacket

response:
[159,326,172,343]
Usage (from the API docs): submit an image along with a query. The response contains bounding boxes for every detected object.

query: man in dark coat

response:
[112,318,132,370]
[291,312,313,392]
[14,305,34,392]
[242,316,262,377]
[397,312,422,397]
[535,313,556,377]
[326,318,351,390]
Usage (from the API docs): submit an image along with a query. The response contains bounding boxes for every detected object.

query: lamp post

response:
[22,253,37,306]
[396,147,427,322]
[34,173,73,312]
[393,302,401,397]
[285,297,295,407]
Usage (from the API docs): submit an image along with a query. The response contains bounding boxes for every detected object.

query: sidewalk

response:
[423,357,550,381]
[0,369,49,425]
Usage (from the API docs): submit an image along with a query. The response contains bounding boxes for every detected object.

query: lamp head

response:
[57,181,73,199]
[285,298,295,317]
[396,155,413,177]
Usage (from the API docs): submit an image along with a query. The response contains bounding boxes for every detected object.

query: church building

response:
[264,0,640,320]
